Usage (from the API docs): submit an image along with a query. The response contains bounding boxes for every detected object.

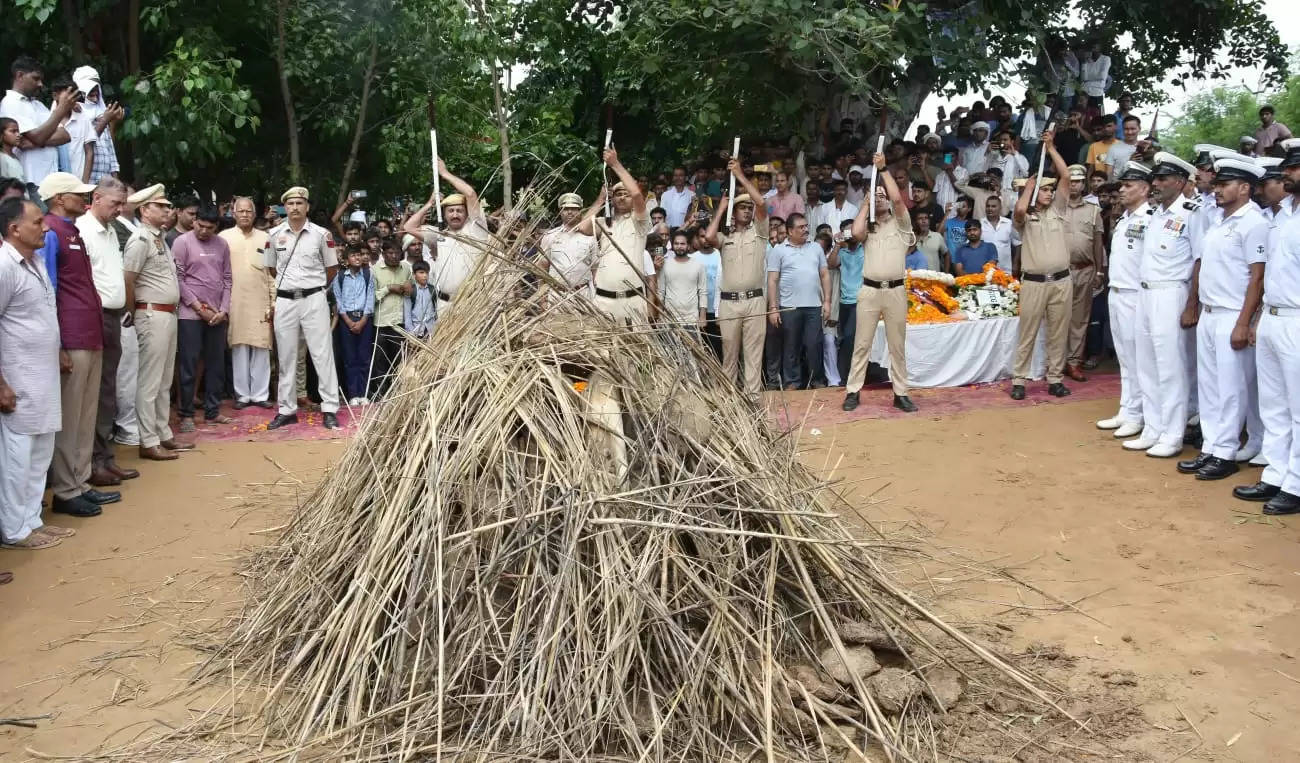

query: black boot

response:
[1194,456,1239,481]
[892,394,917,413]
[1263,491,1300,516]
[1009,385,1026,400]
[842,392,860,412]
[267,413,299,430]
[1233,481,1280,502]
[1048,382,1071,397]
[1177,453,1212,475]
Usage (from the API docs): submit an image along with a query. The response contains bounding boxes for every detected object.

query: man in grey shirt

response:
[658,230,707,332]
[766,212,831,389]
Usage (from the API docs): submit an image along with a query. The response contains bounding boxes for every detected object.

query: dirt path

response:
[1,396,1296,761]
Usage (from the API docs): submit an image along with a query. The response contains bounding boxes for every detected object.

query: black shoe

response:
[82,489,122,505]
[322,412,340,430]
[1183,423,1203,448]
[1262,491,1300,516]
[1048,382,1071,397]
[1009,385,1026,400]
[252,400,275,409]
[1177,453,1213,474]
[763,381,781,391]
[1194,456,1239,481]
[52,495,102,517]
[267,413,299,430]
[809,380,827,389]
[232,400,250,410]
[1233,481,1281,502]
[893,394,917,413]
[842,392,860,411]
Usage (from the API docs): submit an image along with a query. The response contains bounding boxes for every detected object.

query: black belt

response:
[1021,269,1071,283]
[276,285,324,300]
[863,277,905,289]
[437,290,453,302]
[720,288,763,300]
[594,286,644,299]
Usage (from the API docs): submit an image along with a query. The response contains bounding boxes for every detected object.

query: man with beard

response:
[576,148,656,324]
[1096,163,1153,438]
[538,193,597,291]
[402,159,490,317]
[1175,156,1268,481]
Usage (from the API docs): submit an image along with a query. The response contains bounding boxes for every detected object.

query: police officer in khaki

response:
[402,159,491,317]
[1011,128,1074,400]
[703,159,769,400]
[265,186,341,430]
[578,148,655,324]
[122,184,194,461]
[538,192,598,290]
[1061,163,1105,381]
[841,151,918,414]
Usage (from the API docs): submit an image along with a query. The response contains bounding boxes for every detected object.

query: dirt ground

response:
[1,396,1298,761]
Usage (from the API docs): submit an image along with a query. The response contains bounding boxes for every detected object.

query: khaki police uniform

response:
[1063,197,1103,366]
[416,203,491,317]
[540,225,598,289]
[716,216,769,398]
[266,217,340,416]
[844,210,912,396]
[1012,186,1072,386]
[593,210,652,324]
[123,222,180,449]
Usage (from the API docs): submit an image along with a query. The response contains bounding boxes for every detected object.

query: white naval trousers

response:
[1196,308,1256,460]
[1256,309,1300,494]
[0,422,55,544]
[1108,287,1142,426]
[1136,283,1192,449]
[274,290,340,415]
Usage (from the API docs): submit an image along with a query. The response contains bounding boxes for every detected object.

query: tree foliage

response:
[1161,72,1300,159]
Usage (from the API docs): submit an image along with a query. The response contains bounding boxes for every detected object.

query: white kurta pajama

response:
[221,225,275,403]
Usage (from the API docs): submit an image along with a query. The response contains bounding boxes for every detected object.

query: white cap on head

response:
[1239,135,1258,145]
[1281,138,1300,152]
[848,165,867,176]
[1151,152,1197,178]
[1208,148,1254,163]
[1212,157,1266,181]
[922,132,942,146]
[72,65,100,96]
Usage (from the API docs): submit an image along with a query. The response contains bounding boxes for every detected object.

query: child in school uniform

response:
[331,245,375,404]
[404,260,437,339]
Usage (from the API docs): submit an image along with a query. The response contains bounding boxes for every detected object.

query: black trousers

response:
[780,306,822,388]
[178,319,228,419]
[763,322,783,386]
[836,302,857,383]
[370,325,405,398]
[702,312,722,361]
[93,309,122,469]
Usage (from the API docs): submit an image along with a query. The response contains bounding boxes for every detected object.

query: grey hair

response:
[96,176,127,194]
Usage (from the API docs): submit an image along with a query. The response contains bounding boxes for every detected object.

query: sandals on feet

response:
[2,532,63,550]
[38,525,77,538]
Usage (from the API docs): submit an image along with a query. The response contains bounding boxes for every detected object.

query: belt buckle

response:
[1269,306,1279,316]
[292,289,304,299]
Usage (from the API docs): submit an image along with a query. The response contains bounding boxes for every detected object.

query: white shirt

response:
[1198,202,1269,311]
[987,151,1029,197]
[1142,198,1200,282]
[820,200,859,232]
[1103,141,1138,179]
[64,107,97,182]
[75,211,126,309]
[1079,54,1111,97]
[981,216,1016,271]
[658,186,694,228]
[959,141,990,173]
[844,184,866,206]
[1109,203,1151,290]
[0,89,58,183]
[934,165,969,210]
[1267,213,1300,308]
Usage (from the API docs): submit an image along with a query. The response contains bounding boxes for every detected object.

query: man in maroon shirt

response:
[37,172,120,517]
[171,204,232,431]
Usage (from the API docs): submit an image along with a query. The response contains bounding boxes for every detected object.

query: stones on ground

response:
[820,645,881,686]
[836,621,905,652]
[788,662,843,702]
[922,666,965,711]
[868,667,924,715]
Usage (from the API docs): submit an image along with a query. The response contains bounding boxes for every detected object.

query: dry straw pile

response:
[161,188,1062,762]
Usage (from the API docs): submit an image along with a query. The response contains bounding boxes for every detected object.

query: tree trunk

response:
[62,0,85,60]
[491,61,511,212]
[126,0,140,74]
[336,31,379,208]
[275,0,301,183]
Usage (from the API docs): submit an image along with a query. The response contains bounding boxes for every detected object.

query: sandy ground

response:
[1,396,1298,761]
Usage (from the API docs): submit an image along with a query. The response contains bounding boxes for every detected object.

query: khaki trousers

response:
[134,308,177,449]
[719,295,765,399]
[844,285,908,396]
[593,293,649,325]
[1068,265,1095,365]
[274,290,340,415]
[1014,278,1071,385]
[51,349,102,500]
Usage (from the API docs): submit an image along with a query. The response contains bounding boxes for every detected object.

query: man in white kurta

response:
[220,197,274,408]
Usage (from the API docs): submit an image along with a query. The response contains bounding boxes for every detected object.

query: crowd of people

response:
[3,52,1300,583]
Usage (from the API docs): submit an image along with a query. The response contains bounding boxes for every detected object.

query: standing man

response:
[659,167,694,229]
[1009,129,1073,401]
[1062,164,1106,381]
[111,186,140,446]
[173,205,233,431]
[766,212,831,389]
[371,238,411,398]
[71,66,123,184]
[582,148,655,324]
[220,197,274,409]
[123,185,192,460]
[1096,163,1153,438]
[1255,105,1293,157]
[402,160,490,317]
[842,152,917,413]
[77,177,138,487]
[1175,157,1268,481]
[1123,152,1202,459]
[703,160,768,400]
[981,196,1016,271]
[1234,140,1300,513]
[39,172,120,515]
[1,197,78,549]
[538,193,598,291]
[266,187,340,430]
[0,57,76,190]
[767,171,805,222]
[165,195,198,247]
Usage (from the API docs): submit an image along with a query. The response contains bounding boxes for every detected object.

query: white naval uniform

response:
[266,220,340,416]
[1257,212,1300,495]
[1195,202,1269,460]
[1136,197,1200,450]
[1106,202,1150,428]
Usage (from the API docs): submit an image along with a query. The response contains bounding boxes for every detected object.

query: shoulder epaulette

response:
[1145,208,1155,215]
[1182,199,1200,212]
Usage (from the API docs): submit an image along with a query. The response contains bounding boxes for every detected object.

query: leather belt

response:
[720,288,763,300]
[1140,280,1186,290]
[1266,305,1300,317]
[595,286,644,299]
[437,290,454,302]
[1021,269,1071,283]
[863,277,905,289]
[275,285,324,300]
[134,302,175,312]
